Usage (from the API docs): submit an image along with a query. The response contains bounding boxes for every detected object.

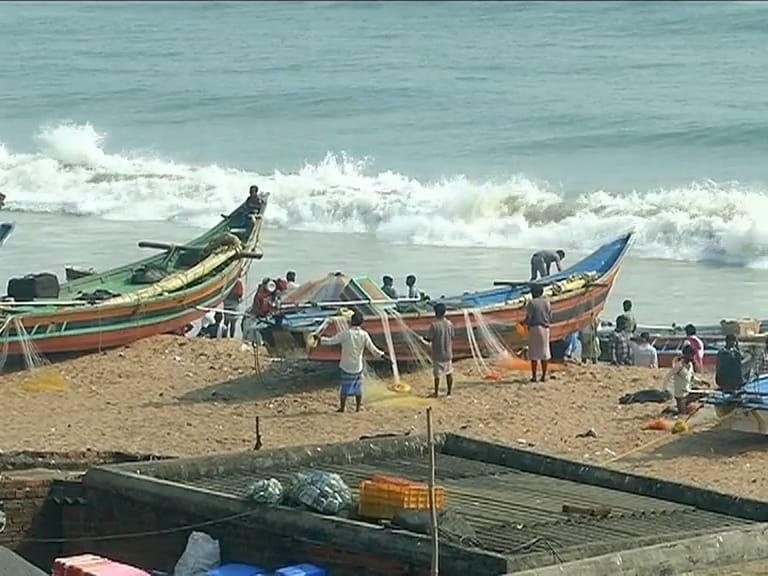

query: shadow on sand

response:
[629,427,768,463]
[141,359,340,408]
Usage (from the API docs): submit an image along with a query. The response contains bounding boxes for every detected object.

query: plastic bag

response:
[173,531,220,576]
[287,470,352,515]
[247,478,284,504]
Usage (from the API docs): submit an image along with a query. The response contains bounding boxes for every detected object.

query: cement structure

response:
[81,434,768,576]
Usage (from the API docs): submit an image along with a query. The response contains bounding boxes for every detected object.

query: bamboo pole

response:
[281,296,421,310]
[426,407,439,576]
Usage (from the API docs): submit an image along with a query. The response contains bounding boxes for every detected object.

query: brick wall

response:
[62,487,432,576]
[0,476,62,567]
[0,477,434,575]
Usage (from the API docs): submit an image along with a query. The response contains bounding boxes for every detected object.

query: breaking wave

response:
[2,122,768,268]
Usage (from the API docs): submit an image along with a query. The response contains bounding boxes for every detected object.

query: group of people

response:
[311,302,456,412]
[194,225,763,418]
[197,270,300,339]
[601,300,658,368]
[602,300,766,415]
[247,271,300,320]
[380,274,427,301]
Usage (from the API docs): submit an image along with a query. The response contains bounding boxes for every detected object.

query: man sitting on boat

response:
[312,310,388,413]
[381,275,398,299]
[246,185,264,214]
[529,249,565,281]
[286,270,300,290]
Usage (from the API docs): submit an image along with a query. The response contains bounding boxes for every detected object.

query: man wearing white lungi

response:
[315,310,386,413]
[525,284,552,382]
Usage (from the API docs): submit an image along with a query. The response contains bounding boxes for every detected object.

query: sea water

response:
[1,1,768,324]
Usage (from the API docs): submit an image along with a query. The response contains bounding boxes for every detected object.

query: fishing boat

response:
[0,201,266,358]
[706,375,768,435]
[250,232,634,363]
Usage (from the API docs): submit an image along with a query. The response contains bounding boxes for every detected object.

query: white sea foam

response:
[2,122,768,268]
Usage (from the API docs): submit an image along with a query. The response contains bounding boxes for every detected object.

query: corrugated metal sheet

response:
[178,453,754,556]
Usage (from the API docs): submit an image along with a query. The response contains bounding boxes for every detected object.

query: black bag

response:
[7,273,60,301]
[130,265,168,284]
[30,273,60,298]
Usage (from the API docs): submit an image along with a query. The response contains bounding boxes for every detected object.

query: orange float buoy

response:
[515,323,528,336]
[482,370,503,381]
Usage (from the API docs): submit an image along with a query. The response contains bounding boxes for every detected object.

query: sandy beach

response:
[2,334,767,500]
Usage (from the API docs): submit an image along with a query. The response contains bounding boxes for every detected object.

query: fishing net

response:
[463,309,503,381]
[389,309,434,373]
[465,309,565,373]
[469,309,511,360]
[362,309,433,409]
[0,318,68,392]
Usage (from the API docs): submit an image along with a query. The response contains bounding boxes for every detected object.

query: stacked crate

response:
[357,475,445,519]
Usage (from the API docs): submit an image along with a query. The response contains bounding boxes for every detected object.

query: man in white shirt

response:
[286,270,300,291]
[314,310,387,412]
[632,332,658,368]
[405,274,422,300]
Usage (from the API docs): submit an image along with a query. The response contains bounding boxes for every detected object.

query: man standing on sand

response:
[314,310,388,413]
[529,249,566,281]
[222,278,244,338]
[616,299,637,335]
[421,303,455,397]
[610,315,632,366]
[683,324,705,373]
[524,284,552,381]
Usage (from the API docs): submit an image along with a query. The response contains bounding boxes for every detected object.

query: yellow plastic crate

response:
[358,478,446,519]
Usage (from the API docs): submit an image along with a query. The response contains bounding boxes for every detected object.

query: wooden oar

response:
[0,299,92,307]
[493,280,538,288]
[138,241,263,259]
